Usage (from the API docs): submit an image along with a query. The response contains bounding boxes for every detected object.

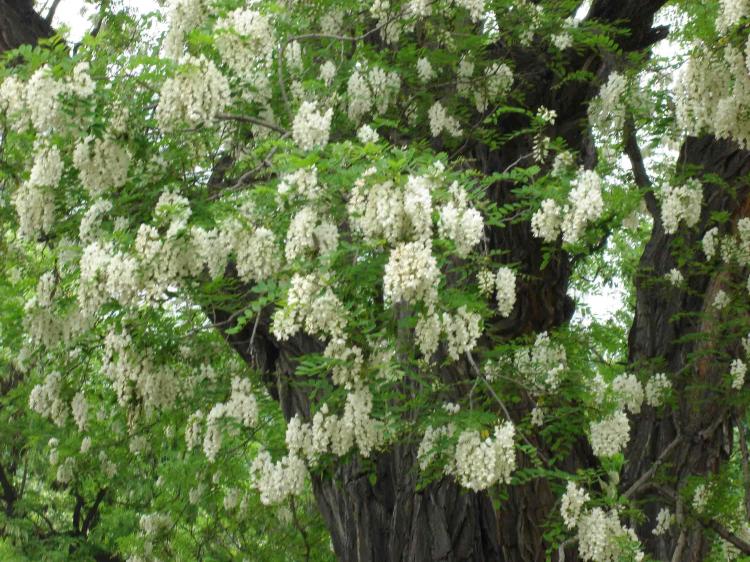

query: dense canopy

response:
[1,0,750,561]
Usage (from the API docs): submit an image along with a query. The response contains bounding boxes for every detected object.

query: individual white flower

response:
[292,101,333,151]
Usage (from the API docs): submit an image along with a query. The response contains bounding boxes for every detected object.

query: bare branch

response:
[216,113,288,135]
[44,0,62,24]
[623,434,682,499]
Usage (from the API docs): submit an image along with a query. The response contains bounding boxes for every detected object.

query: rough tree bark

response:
[5,1,750,561]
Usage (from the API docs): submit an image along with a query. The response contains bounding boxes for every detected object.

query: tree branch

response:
[654,484,750,555]
[82,488,107,536]
[738,418,750,521]
[623,434,682,499]
[216,113,288,135]
[44,0,62,24]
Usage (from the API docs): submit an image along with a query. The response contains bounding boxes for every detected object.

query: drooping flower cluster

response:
[612,373,644,414]
[561,482,590,529]
[452,422,516,491]
[215,8,275,80]
[589,410,630,458]
[292,101,333,151]
[156,54,230,131]
[437,183,484,257]
[383,242,440,306]
[532,170,603,244]
[577,508,642,562]
[588,72,628,136]
[494,266,517,317]
[272,274,347,341]
[428,102,462,137]
[513,332,567,394]
[645,373,671,407]
[660,179,703,235]
[346,66,401,122]
[72,135,131,197]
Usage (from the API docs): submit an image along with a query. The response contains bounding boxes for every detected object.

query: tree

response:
[1,0,750,560]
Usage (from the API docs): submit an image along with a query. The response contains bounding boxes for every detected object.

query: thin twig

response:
[623,434,682,499]
[45,0,64,24]
[465,352,550,465]
[216,113,288,135]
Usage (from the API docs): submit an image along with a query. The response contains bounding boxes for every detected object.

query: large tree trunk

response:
[621,136,750,560]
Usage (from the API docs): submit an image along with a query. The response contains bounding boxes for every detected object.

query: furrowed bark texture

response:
[621,136,750,561]
[0,0,53,54]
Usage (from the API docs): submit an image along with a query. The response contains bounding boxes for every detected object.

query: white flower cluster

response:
[278,166,320,201]
[494,266,517,317]
[139,512,173,536]
[456,0,486,21]
[514,332,567,394]
[71,391,88,431]
[477,269,495,296]
[588,72,628,136]
[716,0,750,34]
[357,124,379,143]
[29,371,68,427]
[577,508,642,562]
[612,373,644,414]
[441,306,482,361]
[731,358,747,389]
[666,268,684,287]
[0,62,94,135]
[474,63,514,113]
[346,67,400,122]
[417,58,435,82]
[703,227,719,259]
[348,171,438,244]
[163,0,207,59]
[645,373,671,407]
[292,101,333,151]
[14,144,62,239]
[561,481,590,529]
[676,44,750,149]
[452,422,516,491]
[156,54,230,131]
[250,449,307,505]
[272,274,346,341]
[203,377,259,461]
[652,507,673,536]
[284,207,339,261]
[383,242,440,306]
[437,182,484,257]
[220,221,282,282]
[215,8,275,80]
[589,410,630,458]
[428,102,462,137]
[79,199,113,243]
[713,289,730,310]
[102,329,181,415]
[660,179,703,235]
[73,135,131,197]
[532,170,603,244]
